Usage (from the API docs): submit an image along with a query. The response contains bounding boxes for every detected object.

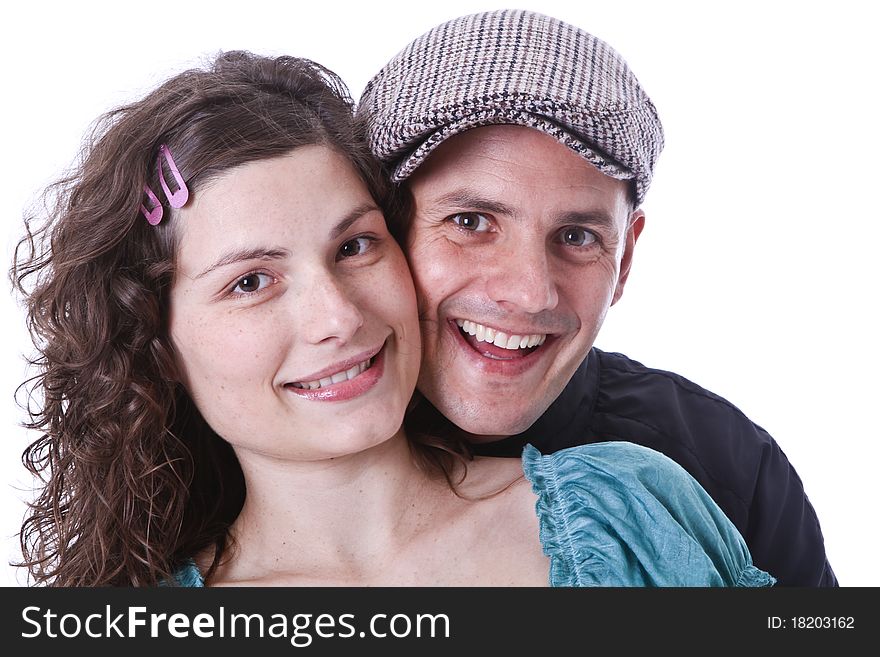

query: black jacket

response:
[473,348,837,586]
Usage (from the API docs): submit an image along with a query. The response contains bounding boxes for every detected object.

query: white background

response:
[2,0,877,586]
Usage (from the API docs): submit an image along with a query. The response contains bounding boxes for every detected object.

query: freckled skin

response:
[405,125,644,439]
[168,146,421,463]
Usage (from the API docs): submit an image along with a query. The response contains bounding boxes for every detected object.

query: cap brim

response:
[391,108,635,183]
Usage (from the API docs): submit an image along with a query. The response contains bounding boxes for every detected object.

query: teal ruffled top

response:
[172,560,204,587]
[173,442,774,587]
[522,442,774,587]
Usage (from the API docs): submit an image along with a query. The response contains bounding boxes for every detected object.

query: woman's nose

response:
[296,273,365,345]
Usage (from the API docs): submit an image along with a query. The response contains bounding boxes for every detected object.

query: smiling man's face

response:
[405,125,644,439]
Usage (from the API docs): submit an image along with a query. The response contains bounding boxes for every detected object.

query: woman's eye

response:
[559,227,597,247]
[449,212,490,232]
[232,272,275,294]
[338,236,372,259]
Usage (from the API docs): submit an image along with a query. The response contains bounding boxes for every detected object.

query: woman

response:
[11,50,773,587]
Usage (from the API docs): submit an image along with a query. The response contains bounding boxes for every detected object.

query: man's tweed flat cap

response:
[358,9,664,206]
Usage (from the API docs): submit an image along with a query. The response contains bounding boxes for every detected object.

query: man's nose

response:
[297,273,365,345]
[485,241,559,314]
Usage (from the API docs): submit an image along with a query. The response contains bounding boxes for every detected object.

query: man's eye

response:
[449,212,490,232]
[338,236,373,259]
[232,272,275,294]
[559,227,597,247]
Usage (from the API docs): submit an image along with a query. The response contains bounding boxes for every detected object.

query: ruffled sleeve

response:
[522,442,775,587]
[168,559,205,587]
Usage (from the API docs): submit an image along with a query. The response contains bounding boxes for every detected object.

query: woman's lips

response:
[285,343,386,402]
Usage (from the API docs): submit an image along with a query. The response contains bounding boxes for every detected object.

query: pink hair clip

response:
[140,144,189,225]
[140,184,163,225]
[157,144,189,209]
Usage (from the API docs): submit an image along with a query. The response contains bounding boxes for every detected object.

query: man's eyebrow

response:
[329,202,383,239]
[194,247,290,280]
[430,190,618,230]
[553,210,618,231]
[431,190,515,216]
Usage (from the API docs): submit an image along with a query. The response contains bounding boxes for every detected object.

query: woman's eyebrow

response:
[192,203,381,280]
[329,202,382,239]
[194,247,290,279]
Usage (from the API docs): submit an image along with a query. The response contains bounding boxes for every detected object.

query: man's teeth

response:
[291,359,371,390]
[455,319,546,350]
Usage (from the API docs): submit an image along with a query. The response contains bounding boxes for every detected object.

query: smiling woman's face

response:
[168,146,420,462]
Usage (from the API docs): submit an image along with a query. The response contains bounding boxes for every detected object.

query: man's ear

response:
[611,210,645,305]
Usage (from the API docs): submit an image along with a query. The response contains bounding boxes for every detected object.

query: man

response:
[357,9,835,586]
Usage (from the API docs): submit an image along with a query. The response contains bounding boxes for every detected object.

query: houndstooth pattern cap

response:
[358,9,664,206]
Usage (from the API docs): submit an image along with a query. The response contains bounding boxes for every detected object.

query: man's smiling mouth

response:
[455,318,547,360]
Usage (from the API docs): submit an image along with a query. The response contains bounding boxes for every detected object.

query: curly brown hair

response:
[10,50,467,587]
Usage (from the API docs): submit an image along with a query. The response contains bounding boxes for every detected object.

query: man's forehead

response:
[409,126,629,202]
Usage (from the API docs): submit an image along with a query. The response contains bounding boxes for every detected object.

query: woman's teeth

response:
[291,358,372,390]
[456,319,546,350]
